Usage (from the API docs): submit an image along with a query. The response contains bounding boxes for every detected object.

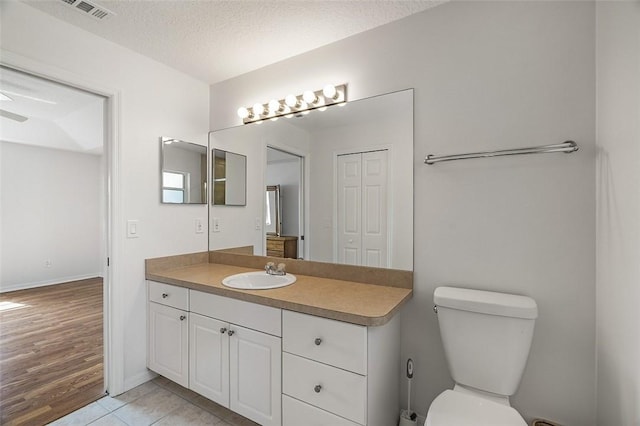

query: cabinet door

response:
[148,302,188,387]
[189,313,229,407]
[229,325,281,426]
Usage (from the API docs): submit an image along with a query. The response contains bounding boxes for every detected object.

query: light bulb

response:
[253,103,264,116]
[303,90,317,105]
[237,106,250,119]
[285,94,299,108]
[323,84,337,100]
[268,99,283,114]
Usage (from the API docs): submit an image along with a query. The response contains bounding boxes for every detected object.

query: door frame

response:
[264,143,308,259]
[0,50,122,394]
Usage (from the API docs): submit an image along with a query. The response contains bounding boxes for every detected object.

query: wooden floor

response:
[0,278,105,426]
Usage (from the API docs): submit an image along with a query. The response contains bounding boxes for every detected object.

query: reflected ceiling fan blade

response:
[0,109,28,122]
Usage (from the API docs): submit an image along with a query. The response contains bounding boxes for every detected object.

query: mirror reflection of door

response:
[265,147,304,258]
[337,149,389,268]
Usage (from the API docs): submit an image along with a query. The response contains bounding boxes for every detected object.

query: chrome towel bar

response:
[424,141,578,165]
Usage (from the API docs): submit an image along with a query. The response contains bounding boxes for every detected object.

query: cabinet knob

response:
[227,330,235,337]
[220,327,227,334]
[314,338,322,346]
[162,293,168,298]
[314,384,322,393]
[179,315,186,321]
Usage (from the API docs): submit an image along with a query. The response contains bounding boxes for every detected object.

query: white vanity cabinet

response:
[147,282,190,387]
[148,280,402,426]
[189,290,282,426]
[282,310,400,426]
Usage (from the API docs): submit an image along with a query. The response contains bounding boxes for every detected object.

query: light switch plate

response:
[127,220,140,238]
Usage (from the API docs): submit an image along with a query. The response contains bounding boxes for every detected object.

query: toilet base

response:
[425,389,526,426]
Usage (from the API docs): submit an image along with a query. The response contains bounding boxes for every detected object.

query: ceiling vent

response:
[59,0,114,21]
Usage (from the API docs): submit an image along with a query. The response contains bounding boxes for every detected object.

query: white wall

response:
[596,3,640,425]
[0,1,210,393]
[0,142,101,291]
[210,2,596,424]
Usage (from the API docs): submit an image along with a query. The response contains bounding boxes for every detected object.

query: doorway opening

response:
[265,146,305,259]
[0,64,110,424]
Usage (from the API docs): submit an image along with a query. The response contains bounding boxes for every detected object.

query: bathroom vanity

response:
[146,252,412,426]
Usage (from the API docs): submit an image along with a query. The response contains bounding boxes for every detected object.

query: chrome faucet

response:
[265,262,286,276]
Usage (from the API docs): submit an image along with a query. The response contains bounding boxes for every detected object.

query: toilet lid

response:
[426,390,527,426]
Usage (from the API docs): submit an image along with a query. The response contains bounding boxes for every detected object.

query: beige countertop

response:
[146,262,412,326]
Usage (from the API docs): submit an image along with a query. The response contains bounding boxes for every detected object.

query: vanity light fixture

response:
[237,83,347,124]
[237,106,251,119]
[253,102,265,117]
[268,99,285,114]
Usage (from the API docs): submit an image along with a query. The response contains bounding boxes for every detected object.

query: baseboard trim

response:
[0,273,104,293]
[121,370,157,396]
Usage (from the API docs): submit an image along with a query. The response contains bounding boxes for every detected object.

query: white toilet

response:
[426,286,538,426]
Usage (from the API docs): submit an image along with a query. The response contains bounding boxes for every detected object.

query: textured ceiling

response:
[22,0,443,84]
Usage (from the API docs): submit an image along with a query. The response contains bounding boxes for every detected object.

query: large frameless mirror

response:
[160,137,207,204]
[208,88,413,271]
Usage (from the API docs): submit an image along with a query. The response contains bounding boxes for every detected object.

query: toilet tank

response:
[434,287,538,397]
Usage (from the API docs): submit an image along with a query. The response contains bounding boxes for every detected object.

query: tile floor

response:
[49,377,259,426]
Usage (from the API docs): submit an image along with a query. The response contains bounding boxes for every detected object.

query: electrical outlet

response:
[44,259,52,268]
[195,218,204,234]
[255,217,261,230]
[212,217,220,233]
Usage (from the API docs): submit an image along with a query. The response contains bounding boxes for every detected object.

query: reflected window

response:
[162,171,186,203]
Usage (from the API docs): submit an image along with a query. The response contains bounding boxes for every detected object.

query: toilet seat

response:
[425,390,527,426]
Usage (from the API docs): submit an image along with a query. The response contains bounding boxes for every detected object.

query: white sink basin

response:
[222,271,297,290]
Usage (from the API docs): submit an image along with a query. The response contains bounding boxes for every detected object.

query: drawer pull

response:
[162,293,169,298]
[314,384,322,393]
[228,330,235,337]
[220,327,227,334]
[314,338,322,346]
[179,315,186,321]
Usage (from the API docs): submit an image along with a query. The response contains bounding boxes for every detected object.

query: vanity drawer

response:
[148,281,189,311]
[283,353,366,425]
[283,310,367,374]
[283,395,360,426]
[190,290,281,337]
